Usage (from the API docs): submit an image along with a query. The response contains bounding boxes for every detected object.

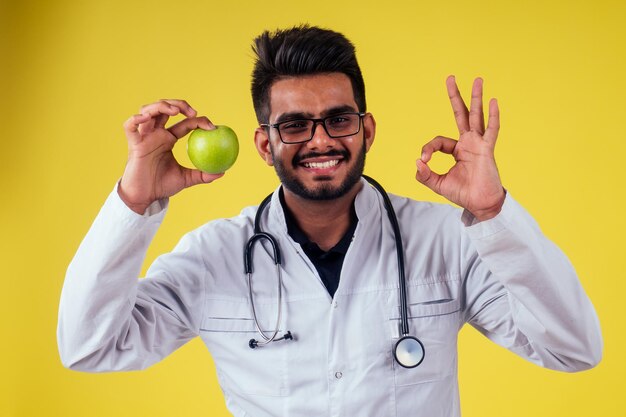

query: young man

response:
[58,26,602,416]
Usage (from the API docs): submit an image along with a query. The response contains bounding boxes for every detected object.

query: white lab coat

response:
[57,178,602,416]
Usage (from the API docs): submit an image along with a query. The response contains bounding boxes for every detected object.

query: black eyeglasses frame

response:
[260,112,366,144]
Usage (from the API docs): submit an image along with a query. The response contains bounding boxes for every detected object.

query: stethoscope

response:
[244,175,425,369]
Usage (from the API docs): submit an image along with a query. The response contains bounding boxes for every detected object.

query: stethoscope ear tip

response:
[249,339,259,349]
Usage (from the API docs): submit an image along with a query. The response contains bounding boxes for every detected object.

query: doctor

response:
[58,26,602,416]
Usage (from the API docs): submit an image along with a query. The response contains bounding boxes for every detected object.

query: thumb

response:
[415,159,442,193]
[183,168,225,188]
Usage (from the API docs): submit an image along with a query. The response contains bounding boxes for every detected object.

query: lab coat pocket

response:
[199,299,289,397]
[390,295,461,386]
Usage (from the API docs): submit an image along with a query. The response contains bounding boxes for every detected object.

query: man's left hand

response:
[415,76,506,222]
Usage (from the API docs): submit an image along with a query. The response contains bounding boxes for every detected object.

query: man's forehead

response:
[268,73,357,121]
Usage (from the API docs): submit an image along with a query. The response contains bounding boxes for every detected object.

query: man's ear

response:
[254,127,274,166]
[363,112,376,152]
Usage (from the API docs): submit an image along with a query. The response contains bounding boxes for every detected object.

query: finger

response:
[420,136,457,163]
[183,168,225,188]
[469,77,485,134]
[138,117,156,135]
[136,102,181,134]
[139,101,182,118]
[123,113,152,144]
[153,113,170,129]
[154,100,197,129]
[168,116,216,139]
[159,99,197,118]
[484,98,500,144]
[415,159,444,194]
[446,75,469,134]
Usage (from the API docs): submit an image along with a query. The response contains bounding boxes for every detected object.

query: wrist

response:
[470,189,507,222]
[117,182,151,215]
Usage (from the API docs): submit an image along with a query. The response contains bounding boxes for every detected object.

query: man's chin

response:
[289,180,359,201]
[310,174,333,182]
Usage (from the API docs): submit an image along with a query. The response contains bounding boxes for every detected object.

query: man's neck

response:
[282,182,362,252]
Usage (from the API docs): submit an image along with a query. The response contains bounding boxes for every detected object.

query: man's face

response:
[255,73,375,201]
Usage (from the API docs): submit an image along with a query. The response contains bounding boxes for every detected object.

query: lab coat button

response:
[335,371,343,379]
[333,301,338,308]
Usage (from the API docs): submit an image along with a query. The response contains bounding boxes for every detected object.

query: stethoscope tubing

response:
[244,195,287,348]
[361,175,410,337]
[244,176,423,368]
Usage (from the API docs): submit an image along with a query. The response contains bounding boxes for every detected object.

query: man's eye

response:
[327,115,352,126]
[281,121,309,131]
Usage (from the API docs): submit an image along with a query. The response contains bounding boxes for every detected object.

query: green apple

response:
[187,125,239,174]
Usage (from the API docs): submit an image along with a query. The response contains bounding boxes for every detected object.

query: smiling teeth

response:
[304,160,339,169]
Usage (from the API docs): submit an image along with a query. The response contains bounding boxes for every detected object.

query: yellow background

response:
[2,0,624,415]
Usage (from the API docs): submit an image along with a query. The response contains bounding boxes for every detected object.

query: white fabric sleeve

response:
[461,194,603,371]
[57,185,205,372]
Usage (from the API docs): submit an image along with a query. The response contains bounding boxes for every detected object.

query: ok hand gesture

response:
[119,100,224,214]
[415,77,506,221]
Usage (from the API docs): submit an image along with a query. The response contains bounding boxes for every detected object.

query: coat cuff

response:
[462,192,524,240]
[107,181,169,226]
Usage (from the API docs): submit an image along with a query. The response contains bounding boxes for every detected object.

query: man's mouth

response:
[303,159,340,169]
[294,151,349,170]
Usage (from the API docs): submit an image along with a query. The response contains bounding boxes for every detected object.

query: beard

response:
[271,140,366,201]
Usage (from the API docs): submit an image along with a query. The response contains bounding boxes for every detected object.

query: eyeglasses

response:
[261,112,365,144]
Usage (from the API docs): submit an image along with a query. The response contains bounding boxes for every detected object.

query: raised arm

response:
[57,101,222,371]
[417,77,602,370]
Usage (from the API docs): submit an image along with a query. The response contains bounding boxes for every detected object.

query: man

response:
[58,26,602,416]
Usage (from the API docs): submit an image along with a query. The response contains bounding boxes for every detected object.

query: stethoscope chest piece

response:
[394,335,425,368]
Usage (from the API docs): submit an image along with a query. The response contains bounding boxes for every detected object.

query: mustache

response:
[292,150,349,167]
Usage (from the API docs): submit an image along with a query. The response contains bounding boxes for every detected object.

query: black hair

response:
[251,25,366,124]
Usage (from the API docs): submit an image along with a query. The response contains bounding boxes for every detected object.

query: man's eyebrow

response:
[320,105,358,117]
[274,105,358,124]
[274,111,313,124]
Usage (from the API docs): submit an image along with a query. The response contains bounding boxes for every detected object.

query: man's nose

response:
[307,121,334,149]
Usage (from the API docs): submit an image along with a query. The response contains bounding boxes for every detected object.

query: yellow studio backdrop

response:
[1,0,624,415]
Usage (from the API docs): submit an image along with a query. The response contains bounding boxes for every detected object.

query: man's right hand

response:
[119,99,225,214]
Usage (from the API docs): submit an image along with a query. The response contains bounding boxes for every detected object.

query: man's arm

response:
[57,189,198,371]
[57,100,223,371]
[461,194,602,371]
[416,77,602,369]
